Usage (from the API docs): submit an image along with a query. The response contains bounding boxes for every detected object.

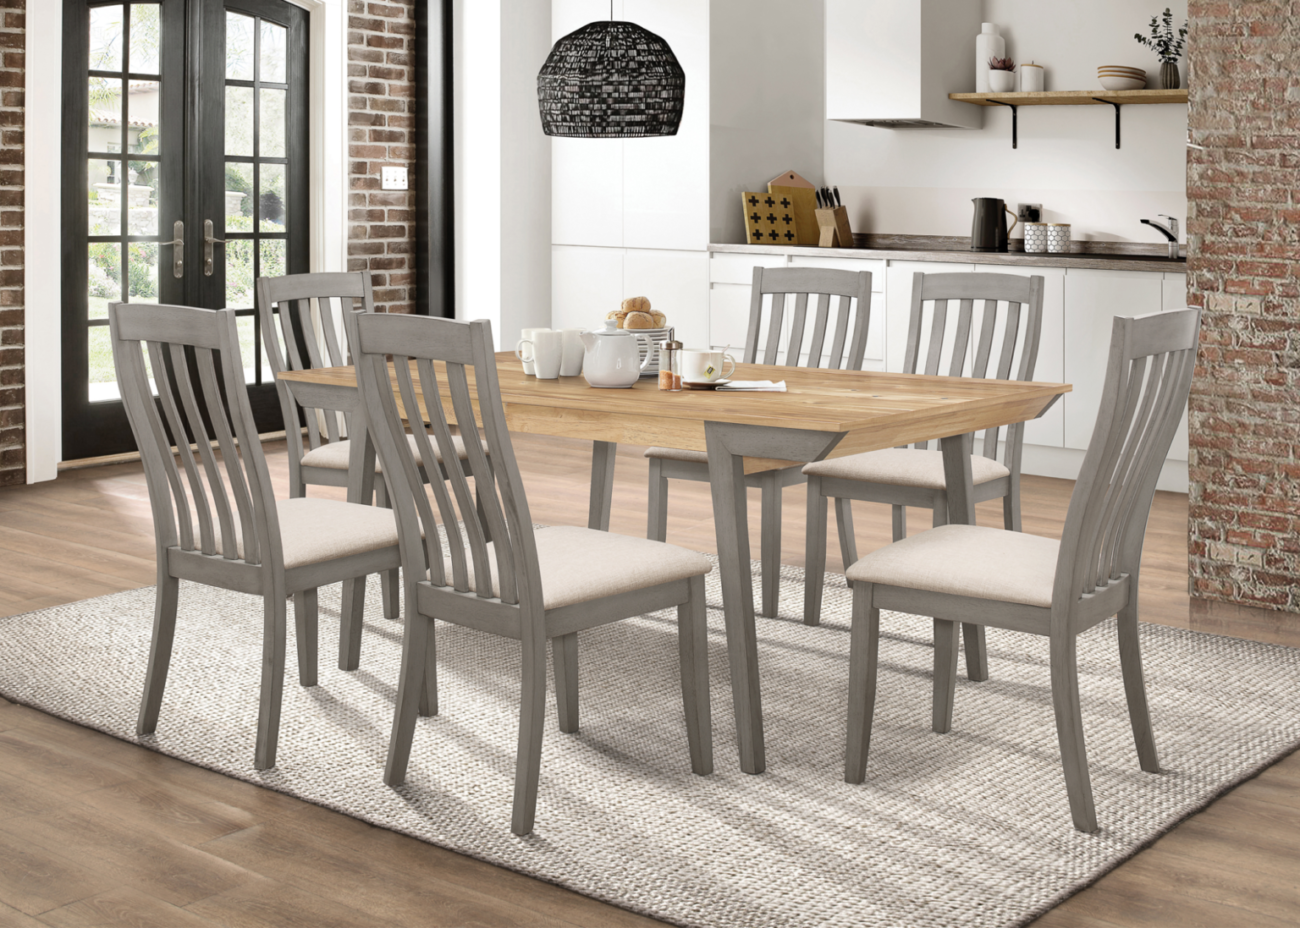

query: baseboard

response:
[57,431,291,472]
[1014,443,1188,494]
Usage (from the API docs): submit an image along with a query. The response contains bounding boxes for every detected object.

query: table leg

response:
[588,440,617,532]
[704,422,765,774]
[339,416,378,671]
[940,432,989,682]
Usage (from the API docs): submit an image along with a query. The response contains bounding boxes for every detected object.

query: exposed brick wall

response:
[348,1,416,314]
[1186,1,1300,612]
[0,0,22,487]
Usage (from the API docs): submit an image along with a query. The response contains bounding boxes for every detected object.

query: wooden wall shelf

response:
[948,89,1189,148]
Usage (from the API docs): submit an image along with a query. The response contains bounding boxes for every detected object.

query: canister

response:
[1023,222,1048,253]
[1046,223,1072,254]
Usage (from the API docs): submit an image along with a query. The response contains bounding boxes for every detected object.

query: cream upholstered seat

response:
[846,523,1058,607]
[300,433,478,471]
[445,525,712,610]
[213,497,404,570]
[804,448,1010,490]
[644,446,708,466]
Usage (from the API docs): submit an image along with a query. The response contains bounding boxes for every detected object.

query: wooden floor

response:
[0,435,1297,927]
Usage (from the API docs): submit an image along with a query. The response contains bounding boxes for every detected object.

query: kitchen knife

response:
[815,189,824,209]
[833,186,842,207]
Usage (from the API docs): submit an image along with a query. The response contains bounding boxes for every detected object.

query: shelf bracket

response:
[1093,98,1122,149]
[990,99,1018,149]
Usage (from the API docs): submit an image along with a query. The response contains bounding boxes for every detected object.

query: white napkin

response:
[715,380,787,392]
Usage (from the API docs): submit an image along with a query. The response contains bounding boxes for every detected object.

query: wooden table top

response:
[279,353,1070,471]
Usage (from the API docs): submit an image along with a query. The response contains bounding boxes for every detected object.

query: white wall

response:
[825,0,1189,245]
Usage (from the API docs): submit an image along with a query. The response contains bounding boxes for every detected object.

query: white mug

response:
[518,329,563,379]
[681,349,736,384]
[559,328,585,376]
[515,327,552,375]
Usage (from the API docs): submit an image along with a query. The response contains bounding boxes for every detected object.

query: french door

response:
[62,0,308,460]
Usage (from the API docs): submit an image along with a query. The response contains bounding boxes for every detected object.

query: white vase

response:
[975,23,1005,93]
[988,70,1015,93]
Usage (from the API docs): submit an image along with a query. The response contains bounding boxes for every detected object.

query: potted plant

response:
[988,56,1015,93]
[1135,8,1187,89]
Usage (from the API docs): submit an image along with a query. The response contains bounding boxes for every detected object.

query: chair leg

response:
[292,588,318,687]
[511,631,549,836]
[1050,632,1099,833]
[845,582,880,784]
[939,495,991,684]
[834,497,859,576]
[384,607,432,787]
[1117,600,1160,773]
[803,476,828,626]
[932,618,959,734]
[891,504,906,542]
[338,576,366,671]
[759,472,782,619]
[1003,484,1022,533]
[646,457,669,542]
[418,606,439,718]
[254,588,288,770]
[677,575,713,775]
[137,571,180,736]
[375,481,400,620]
[552,633,579,734]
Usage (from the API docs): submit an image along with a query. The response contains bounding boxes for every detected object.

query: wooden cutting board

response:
[742,191,799,245]
[768,185,819,246]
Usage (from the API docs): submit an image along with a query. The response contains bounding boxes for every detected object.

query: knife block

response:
[815,206,853,248]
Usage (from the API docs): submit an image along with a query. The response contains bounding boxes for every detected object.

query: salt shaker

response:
[658,340,682,392]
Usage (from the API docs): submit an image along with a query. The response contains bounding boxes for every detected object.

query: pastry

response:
[649,311,667,328]
[621,295,651,315]
[624,311,655,329]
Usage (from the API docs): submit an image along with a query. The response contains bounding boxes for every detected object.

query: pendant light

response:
[537,4,685,138]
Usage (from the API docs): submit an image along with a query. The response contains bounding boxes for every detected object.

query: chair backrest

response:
[109,302,279,568]
[902,271,1045,462]
[346,310,543,619]
[1054,308,1200,614]
[256,272,374,458]
[745,266,874,369]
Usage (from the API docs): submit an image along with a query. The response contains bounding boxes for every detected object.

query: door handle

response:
[204,219,226,276]
[157,220,184,278]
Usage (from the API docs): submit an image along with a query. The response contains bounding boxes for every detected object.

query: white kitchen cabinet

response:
[787,255,887,370]
[884,261,976,373]
[1162,273,1190,461]
[624,249,710,350]
[1062,269,1165,450]
[710,283,781,356]
[710,251,788,285]
[551,245,624,332]
[972,265,1066,449]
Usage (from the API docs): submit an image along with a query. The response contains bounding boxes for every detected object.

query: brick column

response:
[0,0,22,487]
[1186,0,1300,612]
[348,1,416,314]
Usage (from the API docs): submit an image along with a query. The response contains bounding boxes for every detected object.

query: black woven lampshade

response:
[537,21,685,138]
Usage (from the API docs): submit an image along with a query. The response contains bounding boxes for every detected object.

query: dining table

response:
[278,354,1069,775]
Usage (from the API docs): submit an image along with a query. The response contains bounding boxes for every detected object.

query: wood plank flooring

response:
[0,435,1297,927]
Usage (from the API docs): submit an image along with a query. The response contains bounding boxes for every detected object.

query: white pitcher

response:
[579,320,652,389]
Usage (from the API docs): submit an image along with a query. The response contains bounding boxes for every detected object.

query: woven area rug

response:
[2,557,1299,928]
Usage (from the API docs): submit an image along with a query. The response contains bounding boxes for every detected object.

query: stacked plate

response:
[1097,66,1147,91]
[627,326,674,376]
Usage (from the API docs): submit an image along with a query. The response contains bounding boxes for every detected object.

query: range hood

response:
[826,0,982,130]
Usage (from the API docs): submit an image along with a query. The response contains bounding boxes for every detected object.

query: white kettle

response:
[580,320,652,389]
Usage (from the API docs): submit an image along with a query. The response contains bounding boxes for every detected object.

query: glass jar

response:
[658,339,682,391]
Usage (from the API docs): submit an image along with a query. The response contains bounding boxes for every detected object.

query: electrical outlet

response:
[381,166,408,191]
[1018,203,1043,222]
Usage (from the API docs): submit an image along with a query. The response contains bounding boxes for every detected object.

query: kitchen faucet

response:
[1141,215,1181,259]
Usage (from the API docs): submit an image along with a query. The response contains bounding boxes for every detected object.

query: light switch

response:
[381,166,409,191]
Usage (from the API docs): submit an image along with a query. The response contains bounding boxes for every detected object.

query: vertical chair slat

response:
[196,347,261,566]
[146,341,200,552]
[948,299,974,377]
[827,294,851,370]
[455,370,517,605]
[743,267,766,364]
[996,302,1021,381]
[763,293,786,365]
[319,296,346,368]
[394,358,461,589]
[123,339,191,552]
[972,300,998,379]
[806,293,830,368]
[787,292,809,364]
[844,294,870,369]
[168,342,238,559]
[902,273,926,374]
[923,300,947,376]
[431,360,496,601]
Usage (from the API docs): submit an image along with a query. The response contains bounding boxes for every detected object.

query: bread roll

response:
[621,296,651,315]
[649,311,667,328]
[623,311,655,329]
[606,309,629,328]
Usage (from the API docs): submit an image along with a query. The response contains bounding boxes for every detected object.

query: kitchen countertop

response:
[710,236,1187,274]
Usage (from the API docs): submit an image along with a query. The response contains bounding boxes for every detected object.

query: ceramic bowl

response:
[1098,65,1146,77]
[1098,75,1146,91]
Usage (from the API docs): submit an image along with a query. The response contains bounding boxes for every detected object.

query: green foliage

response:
[1135,8,1188,64]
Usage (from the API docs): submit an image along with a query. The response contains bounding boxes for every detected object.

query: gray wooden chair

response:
[108,302,404,771]
[255,272,486,628]
[843,308,1200,833]
[803,272,1045,687]
[646,265,874,619]
[346,309,714,836]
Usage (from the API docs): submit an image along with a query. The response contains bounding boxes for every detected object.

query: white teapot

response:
[580,320,652,389]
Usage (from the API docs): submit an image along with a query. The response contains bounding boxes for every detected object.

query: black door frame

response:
[416,0,454,319]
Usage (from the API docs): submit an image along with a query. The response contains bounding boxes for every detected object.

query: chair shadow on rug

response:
[345,310,714,836]
[844,308,1201,833]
